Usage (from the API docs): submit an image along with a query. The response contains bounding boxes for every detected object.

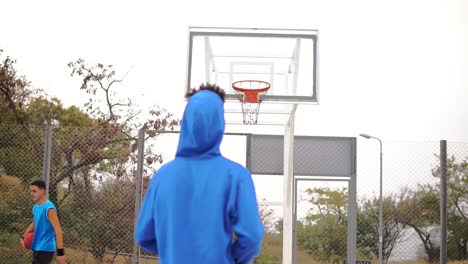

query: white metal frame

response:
[291,39,301,95]
[282,104,297,264]
[224,102,299,263]
[224,101,296,127]
[186,27,319,104]
[204,36,214,83]
[228,61,275,91]
[202,37,301,101]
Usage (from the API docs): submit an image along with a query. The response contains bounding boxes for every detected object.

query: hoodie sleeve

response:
[134,177,158,255]
[231,170,265,264]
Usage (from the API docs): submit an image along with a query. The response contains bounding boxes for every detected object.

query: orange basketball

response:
[23,232,34,250]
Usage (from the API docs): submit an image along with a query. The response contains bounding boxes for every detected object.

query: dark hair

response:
[185,83,226,102]
[31,179,46,190]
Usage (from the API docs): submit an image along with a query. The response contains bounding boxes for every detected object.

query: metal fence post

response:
[440,140,448,264]
[347,138,357,264]
[42,125,52,197]
[132,128,145,264]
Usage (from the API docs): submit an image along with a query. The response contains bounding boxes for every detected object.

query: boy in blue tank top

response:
[21,180,66,264]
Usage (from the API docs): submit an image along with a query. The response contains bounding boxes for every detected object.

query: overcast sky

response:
[1,0,467,206]
[2,0,467,140]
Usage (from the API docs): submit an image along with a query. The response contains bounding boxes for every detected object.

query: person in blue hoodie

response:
[135,84,264,264]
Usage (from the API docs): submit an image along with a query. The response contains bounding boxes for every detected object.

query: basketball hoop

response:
[232,80,271,125]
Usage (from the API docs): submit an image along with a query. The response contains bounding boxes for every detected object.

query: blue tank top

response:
[31,200,57,252]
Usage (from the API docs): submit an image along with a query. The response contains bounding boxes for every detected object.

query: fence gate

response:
[247,135,357,264]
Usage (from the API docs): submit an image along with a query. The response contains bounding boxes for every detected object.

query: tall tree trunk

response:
[49,155,75,209]
[410,225,439,263]
[458,239,467,259]
[48,178,59,207]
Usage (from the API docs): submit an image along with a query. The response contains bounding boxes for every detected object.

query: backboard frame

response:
[186,27,319,104]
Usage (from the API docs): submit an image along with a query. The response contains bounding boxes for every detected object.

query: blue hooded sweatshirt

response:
[135,90,264,264]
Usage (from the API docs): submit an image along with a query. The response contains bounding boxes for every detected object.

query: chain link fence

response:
[0,124,45,263]
[295,180,349,263]
[48,126,141,264]
[291,140,468,264]
[446,142,468,262]
[0,124,150,264]
[1,125,467,264]
[355,141,442,264]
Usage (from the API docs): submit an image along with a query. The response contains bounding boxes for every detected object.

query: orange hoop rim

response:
[232,80,271,93]
[231,80,271,124]
[232,80,271,103]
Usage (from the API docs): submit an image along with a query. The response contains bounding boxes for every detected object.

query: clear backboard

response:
[186,27,318,104]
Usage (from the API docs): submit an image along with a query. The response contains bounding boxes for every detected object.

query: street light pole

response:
[377,138,383,264]
[360,133,383,264]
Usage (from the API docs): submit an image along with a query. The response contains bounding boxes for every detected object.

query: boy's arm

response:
[135,179,158,255]
[48,209,66,264]
[21,220,34,247]
[232,171,265,264]
[48,209,63,248]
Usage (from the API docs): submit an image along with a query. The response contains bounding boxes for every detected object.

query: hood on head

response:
[176,90,225,158]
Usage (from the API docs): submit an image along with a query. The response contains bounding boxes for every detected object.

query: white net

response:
[233,81,270,125]
[241,102,262,125]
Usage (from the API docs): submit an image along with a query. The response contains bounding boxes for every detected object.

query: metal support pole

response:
[282,104,297,264]
[292,178,298,264]
[440,140,448,264]
[378,139,383,264]
[246,134,252,171]
[359,133,383,264]
[204,36,212,82]
[132,128,145,264]
[347,138,357,264]
[291,38,301,94]
[42,125,52,197]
